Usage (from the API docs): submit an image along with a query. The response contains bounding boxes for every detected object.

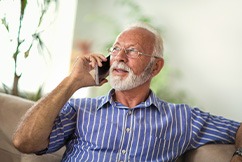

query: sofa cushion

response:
[0,93,34,154]
[0,93,64,162]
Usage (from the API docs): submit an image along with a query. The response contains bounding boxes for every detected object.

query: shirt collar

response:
[96,89,114,110]
[146,90,161,109]
[97,89,162,112]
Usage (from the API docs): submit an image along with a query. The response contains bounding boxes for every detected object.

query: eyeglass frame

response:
[107,46,162,59]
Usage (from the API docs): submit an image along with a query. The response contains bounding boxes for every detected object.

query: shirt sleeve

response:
[190,107,240,149]
[36,100,77,155]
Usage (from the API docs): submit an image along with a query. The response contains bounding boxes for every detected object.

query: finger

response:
[95,54,107,67]
[96,58,103,67]
[89,56,97,68]
[89,54,107,67]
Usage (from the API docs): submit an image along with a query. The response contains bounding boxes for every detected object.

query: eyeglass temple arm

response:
[138,52,162,59]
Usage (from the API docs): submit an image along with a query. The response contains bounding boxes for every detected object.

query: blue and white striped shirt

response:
[42,89,240,162]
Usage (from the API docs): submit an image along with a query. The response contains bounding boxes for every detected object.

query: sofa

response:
[0,92,236,162]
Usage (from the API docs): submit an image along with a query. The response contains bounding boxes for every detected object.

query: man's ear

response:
[152,58,164,77]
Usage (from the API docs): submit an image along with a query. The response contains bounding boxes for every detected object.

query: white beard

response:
[109,60,154,91]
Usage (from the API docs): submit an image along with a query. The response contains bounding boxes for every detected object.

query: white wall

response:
[73,0,242,121]
[42,0,78,92]
[139,0,242,121]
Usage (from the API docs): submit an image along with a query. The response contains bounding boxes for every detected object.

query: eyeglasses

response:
[108,46,161,59]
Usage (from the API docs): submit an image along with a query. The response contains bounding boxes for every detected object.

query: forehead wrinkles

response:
[116,28,155,52]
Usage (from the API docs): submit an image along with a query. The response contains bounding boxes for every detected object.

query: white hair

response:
[122,22,164,58]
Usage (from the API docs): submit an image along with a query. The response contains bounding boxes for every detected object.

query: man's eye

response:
[113,47,120,51]
[127,48,136,53]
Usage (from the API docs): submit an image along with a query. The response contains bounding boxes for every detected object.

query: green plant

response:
[0,0,58,99]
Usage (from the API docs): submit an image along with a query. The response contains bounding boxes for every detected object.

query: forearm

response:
[12,54,107,153]
[12,76,80,153]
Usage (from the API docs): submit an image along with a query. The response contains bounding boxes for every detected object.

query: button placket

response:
[122,150,126,154]
[126,127,131,133]
[119,109,134,162]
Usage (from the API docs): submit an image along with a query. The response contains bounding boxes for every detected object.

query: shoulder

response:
[149,90,193,113]
[158,99,193,114]
[66,95,108,111]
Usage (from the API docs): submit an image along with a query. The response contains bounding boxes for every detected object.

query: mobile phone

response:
[89,55,110,85]
[96,55,110,85]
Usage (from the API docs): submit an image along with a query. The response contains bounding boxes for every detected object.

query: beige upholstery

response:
[183,144,235,162]
[0,93,236,162]
[0,93,64,162]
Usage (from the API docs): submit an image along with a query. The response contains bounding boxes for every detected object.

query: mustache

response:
[110,61,131,72]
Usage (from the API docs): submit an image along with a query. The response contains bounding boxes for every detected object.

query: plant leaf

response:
[1,83,11,94]
[24,43,33,58]
[1,17,9,32]
[21,0,28,16]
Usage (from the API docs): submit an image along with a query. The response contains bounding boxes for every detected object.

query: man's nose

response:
[114,48,128,62]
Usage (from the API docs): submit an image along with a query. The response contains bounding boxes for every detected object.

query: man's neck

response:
[113,84,151,108]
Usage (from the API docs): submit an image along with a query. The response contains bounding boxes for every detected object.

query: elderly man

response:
[13,23,242,162]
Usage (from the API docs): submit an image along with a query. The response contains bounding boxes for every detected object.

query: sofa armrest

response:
[184,144,235,162]
[0,93,65,162]
[0,93,35,154]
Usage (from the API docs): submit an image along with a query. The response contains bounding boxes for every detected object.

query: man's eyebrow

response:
[114,42,121,45]
[114,42,140,47]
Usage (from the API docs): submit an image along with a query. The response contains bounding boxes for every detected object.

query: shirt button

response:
[122,150,126,154]
[126,128,130,133]
[128,111,132,115]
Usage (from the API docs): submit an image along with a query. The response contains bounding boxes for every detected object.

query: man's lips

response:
[113,68,129,74]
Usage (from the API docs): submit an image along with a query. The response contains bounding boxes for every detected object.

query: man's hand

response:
[231,155,242,162]
[12,53,108,154]
[69,53,108,88]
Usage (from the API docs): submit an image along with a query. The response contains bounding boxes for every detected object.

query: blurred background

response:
[0,0,242,121]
